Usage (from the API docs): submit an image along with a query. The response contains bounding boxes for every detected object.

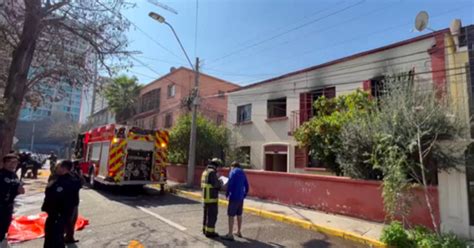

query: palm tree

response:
[104,75,141,124]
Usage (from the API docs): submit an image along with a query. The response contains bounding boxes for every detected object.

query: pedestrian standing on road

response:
[42,160,78,248]
[47,152,58,175]
[222,161,249,241]
[64,160,84,244]
[0,153,25,248]
[201,158,223,238]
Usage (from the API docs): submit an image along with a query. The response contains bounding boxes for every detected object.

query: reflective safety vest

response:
[201,169,218,204]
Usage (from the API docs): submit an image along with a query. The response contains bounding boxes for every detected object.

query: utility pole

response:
[187,57,199,186]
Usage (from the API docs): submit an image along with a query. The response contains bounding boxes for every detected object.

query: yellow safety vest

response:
[201,169,218,204]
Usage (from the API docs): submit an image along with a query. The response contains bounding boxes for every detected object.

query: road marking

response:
[137,206,187,231]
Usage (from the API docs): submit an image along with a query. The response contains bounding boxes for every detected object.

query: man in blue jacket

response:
[223,161,249,241]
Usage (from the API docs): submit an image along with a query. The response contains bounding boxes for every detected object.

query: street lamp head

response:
[149,12,166,23]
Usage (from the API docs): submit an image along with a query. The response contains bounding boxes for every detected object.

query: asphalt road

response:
[11,178,365,248]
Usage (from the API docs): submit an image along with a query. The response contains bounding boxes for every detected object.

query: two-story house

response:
[228,28,458,174]
[133,67,240,129]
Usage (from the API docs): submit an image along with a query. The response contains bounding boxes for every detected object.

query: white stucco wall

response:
[228,36,436,171]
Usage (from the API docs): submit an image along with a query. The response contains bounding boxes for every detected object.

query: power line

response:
[220,43,468,92]
[251,41,473,89]
[206,0,366,66]
[96,0,187,63]
[210,1,344,61]
[201,64,472,100]
[208,4,469,79]
[208,1,398,69]
[136,55,183,66]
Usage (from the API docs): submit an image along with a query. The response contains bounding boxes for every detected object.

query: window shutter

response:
[294,146,308,168]
[299,92,312,123]
[362,80,372,93]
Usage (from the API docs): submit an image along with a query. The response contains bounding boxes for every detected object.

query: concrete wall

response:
[134,67,239,129]
[167,165,439,229]
[228,35,437,171]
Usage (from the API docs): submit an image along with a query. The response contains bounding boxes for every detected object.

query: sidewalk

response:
[165,181,387,248]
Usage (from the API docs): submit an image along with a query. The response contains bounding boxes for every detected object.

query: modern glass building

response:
[19,82,82,122]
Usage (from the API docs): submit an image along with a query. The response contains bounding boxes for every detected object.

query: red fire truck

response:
[73,124,169,188]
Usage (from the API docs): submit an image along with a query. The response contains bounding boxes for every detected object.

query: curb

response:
[174,189,386,248]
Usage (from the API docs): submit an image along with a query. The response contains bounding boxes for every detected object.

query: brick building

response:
[132,67,240,129]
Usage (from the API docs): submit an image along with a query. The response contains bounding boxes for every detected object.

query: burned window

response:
[267,97,287,118]
[370,76,386,99]
[237,104,252,123]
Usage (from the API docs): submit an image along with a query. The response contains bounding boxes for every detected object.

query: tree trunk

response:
[416,130,439,233]
[0,0,42,164]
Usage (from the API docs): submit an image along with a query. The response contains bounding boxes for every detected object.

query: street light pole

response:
[149,12,200,187]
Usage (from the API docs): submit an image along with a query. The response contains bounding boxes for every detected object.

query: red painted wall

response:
[167,165,440,229]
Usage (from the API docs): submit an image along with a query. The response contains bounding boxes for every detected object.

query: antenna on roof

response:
[414,11,435,32]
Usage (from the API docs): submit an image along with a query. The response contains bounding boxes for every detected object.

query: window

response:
[151,116,157,129]
[216,114,224,125]
[167,84,176,98]
[267,97,287,118]
[300,87,335,123]
[140,89,160,113]
[165,113,173,128]
[218,90,225,98]
[370,76,386,99]
[90,143,101,161]
[237,104,252,123]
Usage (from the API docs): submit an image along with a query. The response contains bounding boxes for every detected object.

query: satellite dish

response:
[415,11,429,32]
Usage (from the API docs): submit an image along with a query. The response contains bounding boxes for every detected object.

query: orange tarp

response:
[7,213,89,243]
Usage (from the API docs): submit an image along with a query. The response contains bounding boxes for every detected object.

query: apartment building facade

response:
[132,67,240,129]
[227,29,451,173]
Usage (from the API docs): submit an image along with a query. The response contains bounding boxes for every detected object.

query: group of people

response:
[201,159,249,241]
[0,152,83,248]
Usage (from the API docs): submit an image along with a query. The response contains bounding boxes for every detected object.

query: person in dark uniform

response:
[47,152,58,175]
[201,158,223,238]
[64,160,84,244]
[0,153,25,246]
[42,160,80,248]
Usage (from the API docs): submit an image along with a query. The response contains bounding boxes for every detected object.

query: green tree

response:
[103,75,141,123]
[0,0,132,164]
[294,90,373,175]
[169,114,229,165]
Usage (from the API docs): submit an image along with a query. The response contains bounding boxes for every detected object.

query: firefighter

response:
[48,152,58,174]
[201,158,223,238]
[42,160,80,248]
[0,153,25,247]
[64,160,84,244]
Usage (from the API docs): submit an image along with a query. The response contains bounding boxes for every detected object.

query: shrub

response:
[382,223,466,248]
[381,221,414,248]
[294,90,373,175]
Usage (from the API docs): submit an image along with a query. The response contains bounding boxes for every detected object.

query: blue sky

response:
[122,0,474,86]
